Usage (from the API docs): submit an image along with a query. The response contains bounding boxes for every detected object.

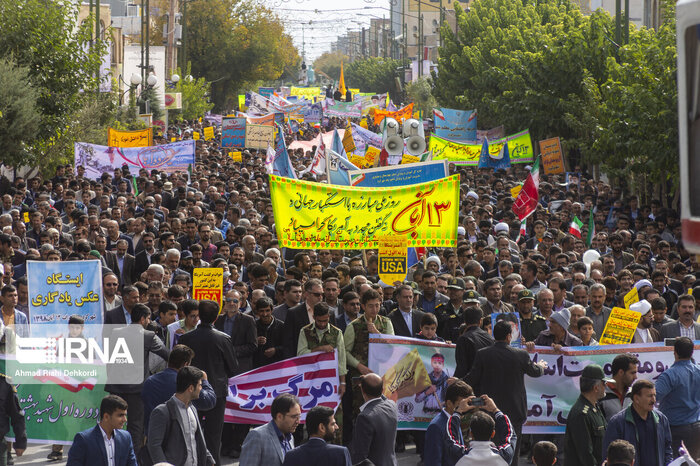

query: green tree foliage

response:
[0,0,107,142]
[405,77,437,116]
[0,58,41,167]
[313,51,349,82]
[186,0,300,111]
[171,64,215,121]
[434,0,677,185]
[345,57,408,102]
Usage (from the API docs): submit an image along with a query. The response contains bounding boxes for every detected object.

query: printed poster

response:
[221,117,246,148]
[245,124,275,149]
[107,127,153,148]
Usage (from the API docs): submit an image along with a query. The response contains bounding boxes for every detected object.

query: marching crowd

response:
[0,112,698,466]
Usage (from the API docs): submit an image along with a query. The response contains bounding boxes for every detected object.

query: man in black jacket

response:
[465,320,547,465]
[387,284,426,338]
[454,306,494,378]
[180,299,238,466]
[253,297,285,368]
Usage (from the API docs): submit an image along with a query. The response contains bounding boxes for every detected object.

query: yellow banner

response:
[401,154,420,165]
[192,268,224,309]
[193,132,200,140]
[270,174,460,249]
[382,348,432,401]
[378,237,408,285]
[229,151,242,162]
[343,124,356,153]
[290,87,321,99]
[430,130,534,165]
[107,127,153,147]
[373,103,414,125]
[203,126,215,140]
[349,148,378,169]
[238,94,246,110]
[599,307,642,345]
[365,146,381,164]
[623,288,639,309]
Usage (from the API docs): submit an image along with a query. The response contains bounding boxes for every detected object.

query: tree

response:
[0,58,41,167]
[313,51,349,83]
[185,0,300,110]
[405,77,437,116]
[171,64,214,121]
[344,57,408,103]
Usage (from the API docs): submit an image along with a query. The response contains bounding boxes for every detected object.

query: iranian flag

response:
[569,216,584,238]
[512,156,540,221]
[586,209,595,247]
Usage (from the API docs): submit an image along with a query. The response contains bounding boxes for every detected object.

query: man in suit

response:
[388,284,426,338]
[253,297,285,368]
[95,233,119,276]
[66,395,137,465]
[179,299,239,466]
[465,321,548,466]
[283,278,329,358]
[660,294,700,340]
[454,306,494,378]
[105,304,169,450]
[114,239,135,287]
[214,289,257,457]
[132,232,156,282]
[350,373,398,466]
[104,285,139,325]
[146,366,214,465]
[240,393,301,466]
[480,277,514,316]
[283,405,352,466]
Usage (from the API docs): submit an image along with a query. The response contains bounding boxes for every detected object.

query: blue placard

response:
[433,107,477,142]
[348,160,448,188]
[222,117,246,148]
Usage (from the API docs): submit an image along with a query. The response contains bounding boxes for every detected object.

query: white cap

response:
[634,279,653,291]
[466,191,478,200]
[629,299,652,314]
[494,222,509,233]
[425,256,441,268]
[457,226,466,235]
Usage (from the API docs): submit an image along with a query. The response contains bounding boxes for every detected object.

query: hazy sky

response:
[267,0,392,61]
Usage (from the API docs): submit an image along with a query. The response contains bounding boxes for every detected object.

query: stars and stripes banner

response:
[224,351,340,424]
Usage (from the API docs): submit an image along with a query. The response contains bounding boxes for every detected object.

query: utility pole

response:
[383,15,387,58]
[180,0,187,71]
[166,0,177,75]
[439,0,444,48]
[375,21,378,57]
[389,2,393,58]
[402,0,405,61]
[96,0,101,88]
[146,0,150,77]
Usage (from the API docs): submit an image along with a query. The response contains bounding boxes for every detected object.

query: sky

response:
[266,0,393,62]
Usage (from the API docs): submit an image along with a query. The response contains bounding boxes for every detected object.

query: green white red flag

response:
[512,157,540,221]
[569,216,584,238]
[586,209,595,247]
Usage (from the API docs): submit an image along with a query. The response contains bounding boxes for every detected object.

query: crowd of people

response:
[0,110,698,466]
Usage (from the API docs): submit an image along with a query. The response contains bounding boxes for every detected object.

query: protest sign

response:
[193,132,200,140]
[224,351,339,424]
[203,126,215,141]
[270,174,459,249]
[598,307,641,345]
[624,287,639,309]
[245,124,275,149]
[27,260,103,339]
[401,154,420,164]
[373,103,414,125]
[539,137,565,175]
[348,160,448,188]
[369,335,456,429]
[491,312,523,347]
[290,87,321,99]
[107,127,152,148]
[351,123,383,152]
[75,140,195,179]
[221,117,246,148]
[477,126,505,143]
[430,130,534,165]
[325,101,363,118]
[433,108,477,141]
[164,92,182,109]
[302,103,323,123]
[245,113,276,126]
[192,268,223,308]
[229,151,242,162]
[342,125,356,153]
[378,237,408,284]
[258,87,275,99]
[523,343,690,434]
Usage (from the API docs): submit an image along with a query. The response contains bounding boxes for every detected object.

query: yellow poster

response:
[401,154,420,165]
[598,307,642,345]
[382,348,432,401]
[430,129,534,165]
[229,151,242,162]
[510,185,523,199]
[192,268,224,309]
[539,137,565,175]
[349,155,369,168]
[373,103,414,125]
[623,288,639,309]
[193,132,200,140]
[171,137,177,142]
[270,174,460,249]
[107,127,153,147]
[365,146,381,165]
[238,94,246,111]
[203,126,215,140]
[343,124,356,153]
[378,237,408,285]
[290,87,321,99]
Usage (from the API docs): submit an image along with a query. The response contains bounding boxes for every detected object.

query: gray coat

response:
[147,397,213,465]
[239,420,294,466]
[350,396,398,466]
[659,320,700,339]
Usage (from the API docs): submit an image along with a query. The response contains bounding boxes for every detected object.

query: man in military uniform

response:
[297,301,347,443]
[0,372,26,465]
[517,289,548,343]
[564,364,609,466]
[435,278,467,341]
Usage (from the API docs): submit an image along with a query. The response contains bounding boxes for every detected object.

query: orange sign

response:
[539,137,565,175]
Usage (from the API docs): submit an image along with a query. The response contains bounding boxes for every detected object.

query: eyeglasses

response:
[225,298,240,303]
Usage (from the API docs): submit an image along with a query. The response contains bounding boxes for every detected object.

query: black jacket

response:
[387,308,426,338]
[179,324,238,397]
[253,318,285,368]
[214,312,258,374]
[454,327,494,379]
[465,341,544,426]
[282,303,335,358]
[0,377,26,450]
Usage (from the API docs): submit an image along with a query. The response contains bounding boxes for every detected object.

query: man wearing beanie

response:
[531,308,583,350]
